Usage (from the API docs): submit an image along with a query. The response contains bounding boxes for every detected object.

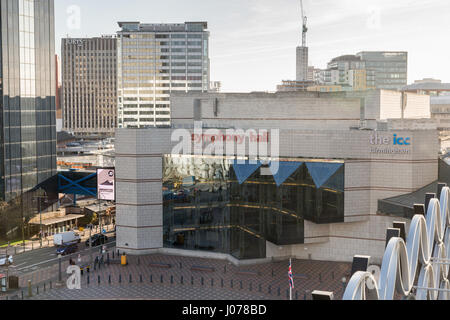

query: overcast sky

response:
[55,0,450,92]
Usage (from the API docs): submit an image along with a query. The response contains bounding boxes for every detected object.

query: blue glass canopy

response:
[305,162,344,189]
[269,161,303,186]
[231,160,262,184]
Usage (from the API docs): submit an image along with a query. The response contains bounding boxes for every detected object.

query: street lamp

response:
[342,277,347,294]
[33,191,48,248]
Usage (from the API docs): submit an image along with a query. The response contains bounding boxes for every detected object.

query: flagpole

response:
[289,258,292,301]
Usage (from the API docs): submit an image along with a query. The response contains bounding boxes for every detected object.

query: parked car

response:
[0,255,13,266]
[85,234,108,247]
[56,243,78,256]
[54,231,81,246]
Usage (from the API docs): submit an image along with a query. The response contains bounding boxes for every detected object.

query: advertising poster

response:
[97,168,115,201]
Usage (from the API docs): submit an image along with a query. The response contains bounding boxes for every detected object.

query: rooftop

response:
[117,21,208,33]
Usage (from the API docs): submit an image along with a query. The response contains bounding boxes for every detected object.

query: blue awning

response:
[305,162,344,189]
[269,161,303,186]
[231,160,262,184]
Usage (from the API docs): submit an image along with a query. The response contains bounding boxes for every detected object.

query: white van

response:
[53,231,81,246]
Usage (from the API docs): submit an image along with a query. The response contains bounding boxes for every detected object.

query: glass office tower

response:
[0,0,57,202]
[117,22,210,128]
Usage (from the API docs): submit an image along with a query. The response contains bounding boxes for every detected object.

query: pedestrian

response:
[77,254,81,264]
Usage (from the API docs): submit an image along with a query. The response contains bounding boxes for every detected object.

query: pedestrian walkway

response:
[0,224,115,256]
[3,250,353,300]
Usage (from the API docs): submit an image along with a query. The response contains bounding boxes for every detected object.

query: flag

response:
[288,259,294,289]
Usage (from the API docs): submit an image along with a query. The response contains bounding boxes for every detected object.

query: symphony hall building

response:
[115,90,439,264]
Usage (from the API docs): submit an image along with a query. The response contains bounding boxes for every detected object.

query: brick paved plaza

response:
[2,250,352,300]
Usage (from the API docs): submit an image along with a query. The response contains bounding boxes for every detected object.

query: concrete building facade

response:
[115,91,437,264]
[61,36,117,136]
[296,46,308,82]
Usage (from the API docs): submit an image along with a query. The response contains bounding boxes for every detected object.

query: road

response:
[0,231,116,276]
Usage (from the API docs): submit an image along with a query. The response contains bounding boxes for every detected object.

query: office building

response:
[0,0,57,202]
[61,36,117,136]
[356,51,408,90]
[116,21,210,128]
[115,90,437,263]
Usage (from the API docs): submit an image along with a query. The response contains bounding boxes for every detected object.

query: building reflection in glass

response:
[163,155,344,260]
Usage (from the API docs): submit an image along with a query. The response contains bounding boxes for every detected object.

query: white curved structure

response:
[343,186,450,300]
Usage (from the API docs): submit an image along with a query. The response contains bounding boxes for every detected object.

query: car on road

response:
[85,234,108,247]
[0,255,13,266]
[56,243,78,256]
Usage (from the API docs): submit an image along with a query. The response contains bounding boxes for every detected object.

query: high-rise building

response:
[0,0,57,201]
[296,46,308,81]
[116,21,210,128]
[62,36,117,136]
[356,51,408,90]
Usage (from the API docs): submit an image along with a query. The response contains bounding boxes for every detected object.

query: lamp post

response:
[341,277,347,296]
[58,254,62,283]
[33,192,48,248]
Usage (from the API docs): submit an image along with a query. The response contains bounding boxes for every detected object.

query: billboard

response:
[97,168,115,201]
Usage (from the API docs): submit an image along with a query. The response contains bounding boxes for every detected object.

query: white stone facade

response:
[115,91,438,263]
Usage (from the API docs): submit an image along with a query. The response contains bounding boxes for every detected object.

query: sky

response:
[55,0,450,92]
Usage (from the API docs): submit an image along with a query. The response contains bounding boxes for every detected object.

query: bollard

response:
[180,275,184,285]
[117,249,120,256]
[21,291,24,300]
[87,275,90,286]
[277,287,280,296]
[28,280,32,297]
[119,275,121,283]
[268,285,271,294]
[221,278,223,288]
[129,274,132,283]
[249,282,252,291]
[211,278,214,287]
[191,276,194,285]
[295,291,298,300]
[170,275,173,284]
[107,253,110,265]
[98,276,101,285]
[160,275,163,283]
[150,275,153,283]
[230,280,233,288]
[112,251,115,259]
[201,277,204,286]
[240,281,243,290]
[140,275,143,283]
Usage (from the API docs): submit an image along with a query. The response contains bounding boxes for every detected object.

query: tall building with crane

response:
[296,0,308,81]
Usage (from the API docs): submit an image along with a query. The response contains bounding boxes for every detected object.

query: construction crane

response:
[300,0,308,47]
